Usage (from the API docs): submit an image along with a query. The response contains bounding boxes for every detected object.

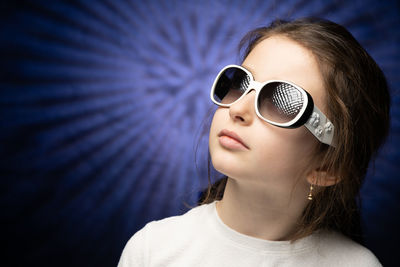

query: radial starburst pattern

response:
[1,0,399,266]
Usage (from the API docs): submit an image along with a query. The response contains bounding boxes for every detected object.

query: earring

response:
[307,184,314,201]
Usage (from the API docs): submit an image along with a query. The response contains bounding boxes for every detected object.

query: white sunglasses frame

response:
[210,64,336,147]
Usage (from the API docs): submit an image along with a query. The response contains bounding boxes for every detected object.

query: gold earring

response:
[307,184,314,201]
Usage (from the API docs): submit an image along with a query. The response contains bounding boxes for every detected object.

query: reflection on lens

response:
[213,67,250,104]
[258,82,303,123]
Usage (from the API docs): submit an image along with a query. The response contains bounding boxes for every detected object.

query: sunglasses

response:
[210,65,335,147]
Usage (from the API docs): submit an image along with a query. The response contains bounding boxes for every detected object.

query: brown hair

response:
[199,18,391,243]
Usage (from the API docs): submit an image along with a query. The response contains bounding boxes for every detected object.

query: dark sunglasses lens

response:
[257,82,304,123]
[213,67,250,104]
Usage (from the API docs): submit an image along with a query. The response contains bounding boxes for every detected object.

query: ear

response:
[306,169,339,187]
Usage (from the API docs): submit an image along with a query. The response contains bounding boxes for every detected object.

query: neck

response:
[216,177,309,241]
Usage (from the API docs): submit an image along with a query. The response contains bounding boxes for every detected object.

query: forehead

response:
[242,36,326,110]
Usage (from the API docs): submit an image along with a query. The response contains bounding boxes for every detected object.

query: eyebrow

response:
[241,64,254,75]
[240,64,299,88]
[242,64,262,82]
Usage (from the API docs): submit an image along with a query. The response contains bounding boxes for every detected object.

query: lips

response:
[218,129,249,149]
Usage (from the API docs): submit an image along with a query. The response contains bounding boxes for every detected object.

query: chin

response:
[210,153,251,180]
[211,153,235,176]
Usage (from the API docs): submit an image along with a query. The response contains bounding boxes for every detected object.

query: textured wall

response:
[1,1,399,266]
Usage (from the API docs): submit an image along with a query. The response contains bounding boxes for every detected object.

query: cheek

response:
[208,108,318,179]
[209,110,231,172]
[250,125,317,176]
[208,110,221,160]
[208,109,223,153]
[208,109,253,177]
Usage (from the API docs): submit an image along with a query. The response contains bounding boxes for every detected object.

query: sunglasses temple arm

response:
[304,105,336,147]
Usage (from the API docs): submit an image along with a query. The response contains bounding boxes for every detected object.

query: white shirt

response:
[118,201,381,267]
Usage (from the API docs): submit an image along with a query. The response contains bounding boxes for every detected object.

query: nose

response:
[228,90,256,125]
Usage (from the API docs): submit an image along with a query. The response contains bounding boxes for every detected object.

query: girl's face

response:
[209,36,327,189]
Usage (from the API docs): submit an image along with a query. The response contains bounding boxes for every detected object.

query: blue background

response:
[1,1,399,266]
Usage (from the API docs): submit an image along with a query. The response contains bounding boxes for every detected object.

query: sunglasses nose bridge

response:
[247,80,264,93]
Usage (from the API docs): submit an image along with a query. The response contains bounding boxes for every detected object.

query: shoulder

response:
[143,202,213,239]
[145,204,213,234]
[117,203,214,267]
[315,231,382,267]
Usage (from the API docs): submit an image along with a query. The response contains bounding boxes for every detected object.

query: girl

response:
[118,18,390,266]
